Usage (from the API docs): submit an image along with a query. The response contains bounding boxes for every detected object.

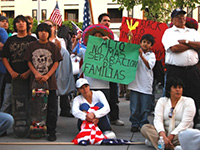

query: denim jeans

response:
[0,73,5,105]
[0,83,12,113]
[77,102,111,132]
[129,90,152,128]
[0,112,14,135]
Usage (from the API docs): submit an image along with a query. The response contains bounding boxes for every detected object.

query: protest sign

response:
[120,17,168,63]
[82,36,140,84]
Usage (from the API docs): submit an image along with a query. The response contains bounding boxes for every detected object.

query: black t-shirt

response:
[2,35,37,74]
[24,41,63,90]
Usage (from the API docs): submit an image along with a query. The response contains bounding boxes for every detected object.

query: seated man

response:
[0,112,14,136]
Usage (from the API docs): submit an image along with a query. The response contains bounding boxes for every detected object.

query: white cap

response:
[76,78,90,88]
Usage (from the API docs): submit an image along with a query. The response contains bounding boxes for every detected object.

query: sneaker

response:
[174,146,182,150]
[145,139,153,147]
[111,119,124,126]
[103,131,116,139]
[130,126,139,132]
[47,133,57,141]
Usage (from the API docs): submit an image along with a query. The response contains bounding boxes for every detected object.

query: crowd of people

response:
[0,8,200,149]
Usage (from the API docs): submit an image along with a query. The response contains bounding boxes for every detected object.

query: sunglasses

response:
[168,107,174,118]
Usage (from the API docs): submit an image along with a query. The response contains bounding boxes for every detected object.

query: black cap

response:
[171,8,186,18]
[0,16,8,22]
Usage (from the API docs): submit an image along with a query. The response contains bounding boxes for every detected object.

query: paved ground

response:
[0,97,156,150]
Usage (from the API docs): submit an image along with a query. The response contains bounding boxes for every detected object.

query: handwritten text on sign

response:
[82,36,140,84]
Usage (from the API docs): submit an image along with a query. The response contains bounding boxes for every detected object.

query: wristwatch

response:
[185,40,189,44]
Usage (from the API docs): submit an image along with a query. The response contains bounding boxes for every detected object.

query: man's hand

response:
[10,71,20,79]
[92,118,99,125]
[35,73,42,82]
[38,74,49,84]
[54,39,61,50]
[101,36,110,40]
[139,48,143,57]
[178,40,188,45]
[20,70,31,80]
[86,112,95,122]
[0,42,4,51]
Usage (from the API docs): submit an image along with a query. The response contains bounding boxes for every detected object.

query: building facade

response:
[1,0,200,33]
[0,0,143,34]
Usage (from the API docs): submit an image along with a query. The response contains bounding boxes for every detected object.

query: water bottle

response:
[158,136,165,150]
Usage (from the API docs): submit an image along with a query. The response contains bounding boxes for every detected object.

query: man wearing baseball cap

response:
[162,8,200,128]
[0,16,8,22]
[0,16,11,36]
[170,8,186,18]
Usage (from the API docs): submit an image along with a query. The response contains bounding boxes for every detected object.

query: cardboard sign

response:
[120,17,168,63]
[82,36,140,84]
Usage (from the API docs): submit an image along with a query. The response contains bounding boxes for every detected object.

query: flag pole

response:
[55,0,58,36]
[37,0,40,24]
[88,0,94,25]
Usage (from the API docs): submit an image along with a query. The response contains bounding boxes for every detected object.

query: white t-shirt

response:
[128,51,156,94]
[72,90,110,121]
[162,26,200,66]
[77,47,109,89]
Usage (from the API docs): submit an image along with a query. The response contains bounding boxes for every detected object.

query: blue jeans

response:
[0,112,14,135]
[1,83,12,113]
[129,90,152,128]
[77,102,111,132]
[0,73,5,104]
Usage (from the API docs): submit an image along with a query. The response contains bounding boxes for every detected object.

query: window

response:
[198,6,200,23]
[108,8,122,23]
[64,9,79,22]
[1,11,14,18]
[187,7,193,18]
[41,9,47,20]
[32,9,37,20]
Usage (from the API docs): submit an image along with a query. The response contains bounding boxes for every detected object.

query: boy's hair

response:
[44,19,56,26]
[165,77,184,98]
[98,13,111,23]
[36,23,51,39]
[140,34,155,46]
[13,15,30,33]
[25,16,33,25]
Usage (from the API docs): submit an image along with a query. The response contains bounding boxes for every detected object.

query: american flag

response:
[71,106,136,145]
[71,21,82,34]
[82,0,91,31]
[49,1,62,26]
[72,106,106,145]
